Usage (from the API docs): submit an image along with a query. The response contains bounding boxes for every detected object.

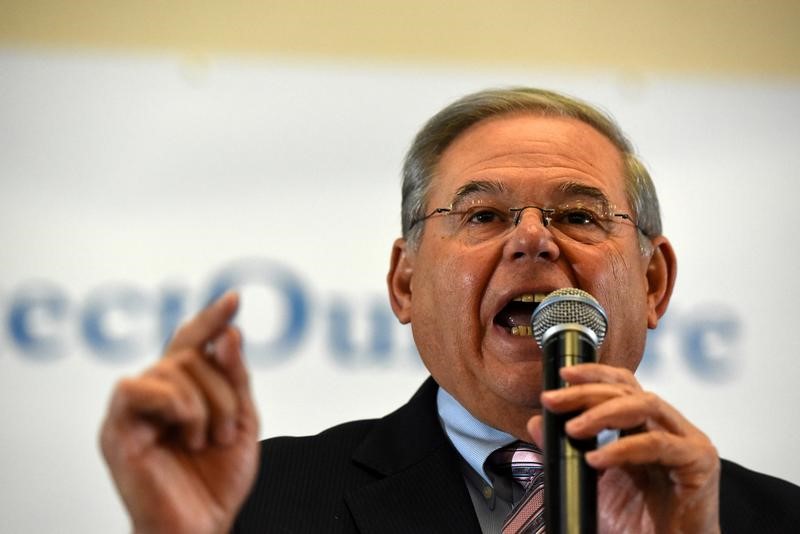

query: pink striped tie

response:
[490,442,546,534]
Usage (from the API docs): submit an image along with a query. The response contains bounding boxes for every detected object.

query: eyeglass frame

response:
[407,201,646,242]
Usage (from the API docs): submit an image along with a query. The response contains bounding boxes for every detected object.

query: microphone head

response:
[531,288,608,348]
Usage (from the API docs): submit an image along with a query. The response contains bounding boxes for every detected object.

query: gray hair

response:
[401,87,662,251]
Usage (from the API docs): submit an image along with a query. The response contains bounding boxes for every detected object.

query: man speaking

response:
[100,87,800,533]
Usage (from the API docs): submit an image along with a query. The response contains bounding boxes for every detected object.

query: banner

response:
[1,50,798,531]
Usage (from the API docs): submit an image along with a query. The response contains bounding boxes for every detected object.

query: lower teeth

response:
[510,325,532,336]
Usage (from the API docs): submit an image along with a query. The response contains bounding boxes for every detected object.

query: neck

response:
[463,394,539,442]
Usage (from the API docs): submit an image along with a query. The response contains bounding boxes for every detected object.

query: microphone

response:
[532,288,608,534]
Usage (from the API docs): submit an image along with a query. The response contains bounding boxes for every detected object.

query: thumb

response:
[526,415,544,449]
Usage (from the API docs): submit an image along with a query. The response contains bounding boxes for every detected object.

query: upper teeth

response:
[512,293,547,303]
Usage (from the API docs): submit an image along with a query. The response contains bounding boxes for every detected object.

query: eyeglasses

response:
[409,195,643,246]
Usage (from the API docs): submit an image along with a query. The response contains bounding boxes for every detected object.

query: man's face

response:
[388,113,675,436]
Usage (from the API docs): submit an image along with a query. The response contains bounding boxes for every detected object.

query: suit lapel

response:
[344,378,482,533]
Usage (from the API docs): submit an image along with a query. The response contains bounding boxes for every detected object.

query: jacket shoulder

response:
[235,419,382,532]
[262,418,379,461]
[720,458,800,532]
[232,378,476,533]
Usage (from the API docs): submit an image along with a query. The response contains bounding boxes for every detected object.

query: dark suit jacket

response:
[234,378,800,533]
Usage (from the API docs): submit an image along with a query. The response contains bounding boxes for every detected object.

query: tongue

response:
[496,301,537,328]
[506,310,533,328]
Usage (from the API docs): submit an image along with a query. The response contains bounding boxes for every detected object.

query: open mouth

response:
[493,293,547,337]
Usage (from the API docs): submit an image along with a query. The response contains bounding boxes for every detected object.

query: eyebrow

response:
[555,181,611,209]
[450,180,508,206]
[446,179,614,210]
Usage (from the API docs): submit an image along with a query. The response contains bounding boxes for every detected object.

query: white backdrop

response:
[1,50,799,532]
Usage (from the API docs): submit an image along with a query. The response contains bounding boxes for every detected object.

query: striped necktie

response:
[489,441,546,534]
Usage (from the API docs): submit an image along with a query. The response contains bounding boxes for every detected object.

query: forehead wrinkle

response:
[509,147,618,180]
[513,130,623,173]
[554,152,616,178]
[436,129,627,208]
[507,134,623,178]
[441,115,623,178]
[451,149,618,186]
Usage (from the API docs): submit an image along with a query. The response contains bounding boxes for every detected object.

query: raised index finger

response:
[166,291,240,353]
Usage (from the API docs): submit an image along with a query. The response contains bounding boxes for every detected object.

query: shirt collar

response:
[436,386,516,484]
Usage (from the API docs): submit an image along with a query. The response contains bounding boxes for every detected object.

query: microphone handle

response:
[542,327,598,534]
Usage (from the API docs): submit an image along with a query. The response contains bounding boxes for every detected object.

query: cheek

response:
[570,245,649,368]
[421,244,497,308]
[410,246,498,377]
[568,245,648,323]
[567,243,644,298]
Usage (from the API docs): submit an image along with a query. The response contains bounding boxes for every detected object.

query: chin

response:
[494,374,543,409]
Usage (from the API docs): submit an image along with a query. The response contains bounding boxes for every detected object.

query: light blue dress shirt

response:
[436,386,517,484]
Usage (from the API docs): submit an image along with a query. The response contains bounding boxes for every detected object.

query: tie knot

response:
[489,441,544,487]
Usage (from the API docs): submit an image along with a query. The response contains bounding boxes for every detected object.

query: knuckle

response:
[640,390,660,412]
[180,384,207,419]
[142,362,168,379]
[649,429,671,450]
[183,399,206,425]
[206,384,236,418]
[221,393,239,418]
[614,366,635,384]
[173,387,204,422]
[170,321,191,344]
[143,359,181,383]
[170,348,197,365]
[698,436,719,459]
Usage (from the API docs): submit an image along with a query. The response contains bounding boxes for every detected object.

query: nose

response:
[504,206,560,262]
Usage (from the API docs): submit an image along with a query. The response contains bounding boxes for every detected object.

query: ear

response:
[645,235,677,329]
[387,238,415,324]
